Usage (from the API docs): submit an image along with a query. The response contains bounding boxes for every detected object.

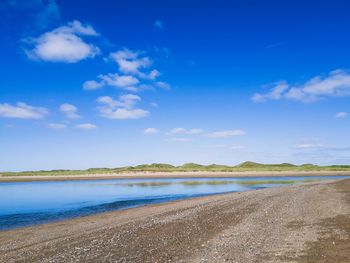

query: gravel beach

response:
[0,179,349,263]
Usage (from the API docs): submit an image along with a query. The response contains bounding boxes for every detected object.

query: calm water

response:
[0,176,348,230]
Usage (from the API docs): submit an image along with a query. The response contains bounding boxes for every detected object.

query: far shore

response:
[1,170,350,182]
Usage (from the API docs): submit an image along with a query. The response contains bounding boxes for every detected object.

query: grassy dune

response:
[2,161,350,177]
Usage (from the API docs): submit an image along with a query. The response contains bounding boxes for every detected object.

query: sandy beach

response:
[0,179,349,262]
[1,170,350,182]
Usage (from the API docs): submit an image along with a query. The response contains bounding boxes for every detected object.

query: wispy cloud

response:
[166,128,245,138]
[265,42,284,49]
[167,128,204,135]
[35,0,60,27]
[48,123,67,129]
[252,69,350,103]
[97,94,149,120]
[143,128,159,134]
[155,81,171,90]
[24,20,100,63]
[215,144,246,150]
[5,0,61,28]
[206,129,246,138]
[335,111,348,119]
[59,103,80,119]
[251,82,288,102]
[296,143,324,149]
[292,146,350,164]
[165,137,192,142]
[75,123,96,130]
[295,139,350,151]
[0,102,48,119]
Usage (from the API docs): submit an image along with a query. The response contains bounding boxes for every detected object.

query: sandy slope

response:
[0,179,349,262]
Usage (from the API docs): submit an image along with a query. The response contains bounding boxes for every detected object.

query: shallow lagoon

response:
[0,176,348,230]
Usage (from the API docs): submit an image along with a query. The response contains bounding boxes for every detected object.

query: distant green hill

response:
[278,163,297,167]
[237,161,264,168]
[132,163,175,170]
[179,163,206,169]
[237,161,296,168]
[1,161,350,176]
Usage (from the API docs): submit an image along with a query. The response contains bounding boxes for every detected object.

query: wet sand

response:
[1,170,350,182]
[0,179,349,262]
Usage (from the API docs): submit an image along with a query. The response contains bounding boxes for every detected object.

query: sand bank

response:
[1,170,350,182]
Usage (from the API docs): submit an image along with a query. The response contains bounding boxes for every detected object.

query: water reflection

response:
[0,176,347,230]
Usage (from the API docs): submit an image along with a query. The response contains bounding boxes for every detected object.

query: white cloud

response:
[84,48,169,93]
[215,144,246,150]
[207,129,246,138]
[82,80,104,90]
[0,102,48,119]
[143,128,159,134]
[147,69,161,80]
[109,49,152,77]
[150,102,158,108]
[59,103,80,119]
[252,70,350,103]
[169,128,186,134]
[296,143,324,149]
[97,94,140,108]
[156,81,171,90]
[25,20,100,63]
[97,94,149,120]
[100,74,139,88]
[154,20,164,29]
[251,82,288,102]
[168,128,204,135]
[75,123,96,130]
[102,108,149,120]
[66,20,98,36]
[49,123,67,129]
[186,129,203,135]
[119,94,142,106]
[295,142,350,153]
[335,112,348,119]
[83,74,140,92]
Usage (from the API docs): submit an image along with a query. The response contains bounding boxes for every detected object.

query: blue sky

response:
[1,0,350,171]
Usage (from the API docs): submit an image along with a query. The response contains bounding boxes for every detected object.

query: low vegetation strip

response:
[1,161,350,177]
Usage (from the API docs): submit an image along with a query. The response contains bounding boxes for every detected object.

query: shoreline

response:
[0,179,349,262]
[1,170,350,182]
